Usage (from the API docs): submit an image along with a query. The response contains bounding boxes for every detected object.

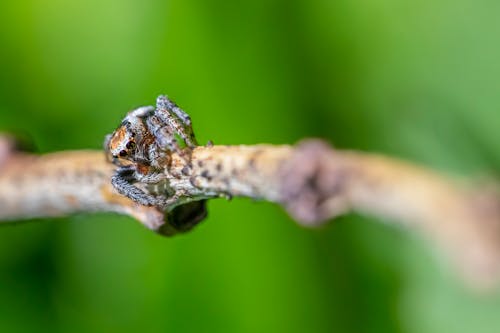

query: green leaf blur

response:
[0,0,499,332]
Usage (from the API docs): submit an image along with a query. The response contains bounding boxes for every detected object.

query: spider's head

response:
[105,123,137,167]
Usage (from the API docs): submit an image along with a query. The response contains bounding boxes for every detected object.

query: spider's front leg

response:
[145,115,183,158]
[155,95,198,149]
[111,166,161,206]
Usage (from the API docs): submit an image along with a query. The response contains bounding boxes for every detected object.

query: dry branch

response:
[0,135,499,289]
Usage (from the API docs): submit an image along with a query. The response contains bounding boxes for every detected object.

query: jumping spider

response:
[105,95,197,207]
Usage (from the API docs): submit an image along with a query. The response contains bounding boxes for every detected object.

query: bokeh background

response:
[0,0,499,332]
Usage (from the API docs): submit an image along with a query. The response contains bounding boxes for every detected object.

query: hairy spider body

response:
[105,95,198,207]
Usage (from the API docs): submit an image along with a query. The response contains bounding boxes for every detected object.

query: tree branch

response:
[0,135,499,289]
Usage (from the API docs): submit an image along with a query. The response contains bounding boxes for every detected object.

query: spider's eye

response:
[119,150,128,157]
[126,141,136,149]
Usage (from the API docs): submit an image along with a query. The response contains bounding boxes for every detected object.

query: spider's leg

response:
[155,95,198,148]
[103,134,113,162]
[111,166,158,206]
[156,95,191,126]
[145,114,182,155]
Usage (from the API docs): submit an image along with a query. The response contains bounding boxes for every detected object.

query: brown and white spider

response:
[105,95,198,207]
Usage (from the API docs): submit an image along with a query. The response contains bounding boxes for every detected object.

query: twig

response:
[0,135,499,289]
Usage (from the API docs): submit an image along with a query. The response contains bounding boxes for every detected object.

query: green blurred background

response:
[0,0,499,332]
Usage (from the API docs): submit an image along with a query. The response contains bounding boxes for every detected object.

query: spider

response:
[105,95,198,207]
